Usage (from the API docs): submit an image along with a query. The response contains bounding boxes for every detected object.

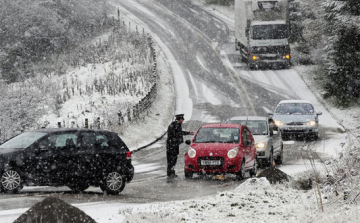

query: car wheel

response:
[249,158,258,177]
[236,160,246,180]
[100,171,126,195]
[1,169,23,193]
[184,169,193,179]
[275,147,284,165]
[268,150,274,167]
[312,133,319,141]
[68,184,89,193]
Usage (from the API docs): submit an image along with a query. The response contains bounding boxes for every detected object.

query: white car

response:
[270,100,322,140]
[226,116,283,167]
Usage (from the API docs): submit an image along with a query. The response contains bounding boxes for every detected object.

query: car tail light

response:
[126,151,132,160]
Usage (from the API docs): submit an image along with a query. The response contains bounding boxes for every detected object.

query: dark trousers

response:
[166,150,178,176]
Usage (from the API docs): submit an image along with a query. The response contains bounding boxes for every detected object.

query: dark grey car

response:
[271,100,322,140]
[0,128,134,194]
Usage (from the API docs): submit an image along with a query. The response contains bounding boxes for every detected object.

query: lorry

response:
[235,0,291,69]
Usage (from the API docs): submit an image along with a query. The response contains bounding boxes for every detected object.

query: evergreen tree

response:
[322,0,360,106]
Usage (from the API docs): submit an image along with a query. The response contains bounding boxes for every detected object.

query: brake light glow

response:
[126,151,132,160]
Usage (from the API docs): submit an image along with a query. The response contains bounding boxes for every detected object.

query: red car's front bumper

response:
[184,154,242,174]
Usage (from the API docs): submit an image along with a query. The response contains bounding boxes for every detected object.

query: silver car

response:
[271,100,322,140]
[226,116,283,167]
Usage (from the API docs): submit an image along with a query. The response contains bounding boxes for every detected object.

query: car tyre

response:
[275,147,284,165]
[268,150,274,167]
[0,169,23,194]
[100,171,126,195]
[249,158,258,177]
[184,169,193,179]
[236,160,246,180]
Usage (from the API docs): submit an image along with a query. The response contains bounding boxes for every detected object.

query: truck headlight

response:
[188,147,196,158]
[256,142,266,149]
[275,120,283,126]
[251,55,259,60]
[307,120,316,126]
[227,147,239,158]
[283,54,290,59]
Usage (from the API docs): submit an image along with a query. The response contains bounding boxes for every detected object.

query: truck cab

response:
[235,0,291,69]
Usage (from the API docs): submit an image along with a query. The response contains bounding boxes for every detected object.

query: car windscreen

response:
[194,127,239,143]
[227,120,268,135]
[0,132,47,151]
[275,103,315,115]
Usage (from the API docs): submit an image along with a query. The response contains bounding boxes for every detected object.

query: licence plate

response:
[288,127,303,130]
[201,160,221,165]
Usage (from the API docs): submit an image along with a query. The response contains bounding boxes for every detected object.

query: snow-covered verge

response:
[123,178,318,223]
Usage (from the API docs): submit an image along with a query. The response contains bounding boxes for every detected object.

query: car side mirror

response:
[316,112,322,115]
[185,139,191,145]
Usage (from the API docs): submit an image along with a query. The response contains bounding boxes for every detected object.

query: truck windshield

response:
[252,24,289,40]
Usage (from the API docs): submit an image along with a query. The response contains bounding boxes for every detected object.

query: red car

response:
[184,123,257,179]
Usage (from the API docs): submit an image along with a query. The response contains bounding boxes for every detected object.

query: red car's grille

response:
[198,157,224,170]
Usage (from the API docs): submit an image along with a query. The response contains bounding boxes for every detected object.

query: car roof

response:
[278,100,312,104]
[200,123,242,128]
[228,116,268,121]
[29,128,113,134]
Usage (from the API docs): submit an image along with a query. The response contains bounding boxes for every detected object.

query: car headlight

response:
[251,55,259,60]
[275,120,283,126]
[227,147,239,159]
[188,147,196,158]
[307,120,316,126]
[256,142,266,149]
